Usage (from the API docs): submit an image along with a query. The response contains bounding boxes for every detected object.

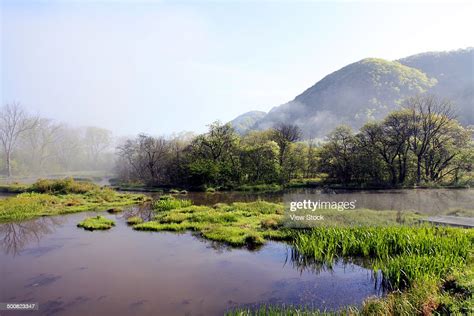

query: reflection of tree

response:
[123,202,154,221]
[0,217,64,256]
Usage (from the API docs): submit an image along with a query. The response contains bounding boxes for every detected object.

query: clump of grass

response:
[31,178,98,194]
[126,216,144,225]
[205,187,216,193]
[134,198,288,247]
[153,197,192,212]
[77,215,115,231]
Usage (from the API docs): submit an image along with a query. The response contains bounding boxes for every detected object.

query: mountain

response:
[232,48,473,138]
[229,110,266,134]
[398,48,474,125]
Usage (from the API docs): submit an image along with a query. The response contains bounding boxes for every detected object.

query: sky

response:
[1,0,473,136]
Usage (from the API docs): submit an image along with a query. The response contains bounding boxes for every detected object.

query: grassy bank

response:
[0,178,147,223]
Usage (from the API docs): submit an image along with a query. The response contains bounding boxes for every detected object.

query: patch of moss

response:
[77,215,115,231]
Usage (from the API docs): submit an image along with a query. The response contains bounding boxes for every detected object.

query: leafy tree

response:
[319,126,357,184]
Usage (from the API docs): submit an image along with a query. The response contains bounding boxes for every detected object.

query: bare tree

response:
[84,126,112,167]
[116,134,170,184]
[272,123,302,166]
[404,95,455,184]
[23,118,63,173]
[0,103,38,177]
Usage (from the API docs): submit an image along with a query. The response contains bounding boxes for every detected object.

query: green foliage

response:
[77,215,115,230]
[319,98,472,187]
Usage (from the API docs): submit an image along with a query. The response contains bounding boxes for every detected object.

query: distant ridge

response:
[230,48,473,138]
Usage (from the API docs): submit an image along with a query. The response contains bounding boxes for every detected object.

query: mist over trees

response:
[0,103,114,178]
[116,95,473,189]
[2,94,471,187]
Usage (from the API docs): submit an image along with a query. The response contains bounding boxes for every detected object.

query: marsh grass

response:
[0,179,147,223]
[133,199,289,246]
[77,215,115,230]
[292,226,473,290]
[153,197,193,212]
[225,305,354,316]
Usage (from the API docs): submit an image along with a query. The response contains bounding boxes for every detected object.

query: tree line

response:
[116,95,473,189]
[0,102,114,177]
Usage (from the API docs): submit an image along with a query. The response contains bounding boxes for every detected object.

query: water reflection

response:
[164,188,474,215]
[122,202,154,221]
[286,246,384,294]
[1,213,382,315]
[0,217,64,256]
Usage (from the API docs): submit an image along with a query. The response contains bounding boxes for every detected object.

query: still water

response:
[161,188,474,215]
[1,211,380,316]
[1,188,472,315]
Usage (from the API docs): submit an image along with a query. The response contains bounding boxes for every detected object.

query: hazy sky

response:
[1,0,473,136]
